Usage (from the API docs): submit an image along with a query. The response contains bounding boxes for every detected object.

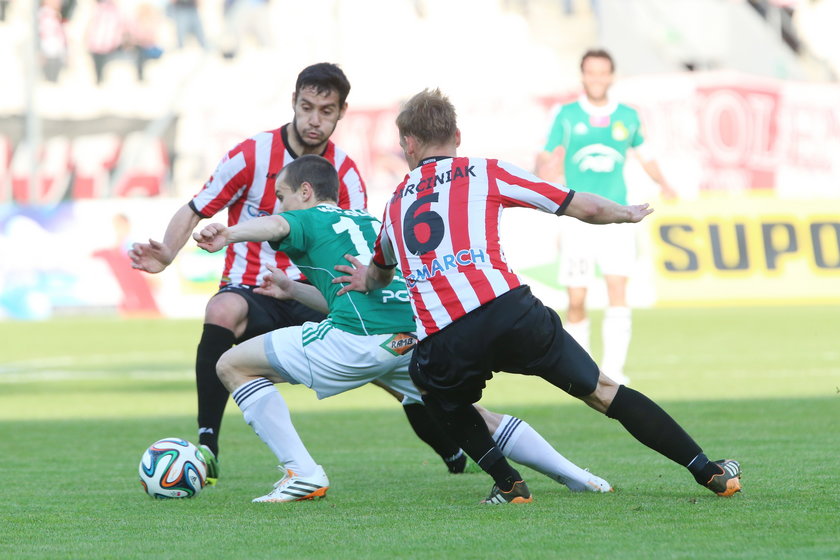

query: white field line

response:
[0,352,192,382]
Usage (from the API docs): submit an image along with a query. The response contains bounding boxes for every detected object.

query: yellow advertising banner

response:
[650,193,840,305]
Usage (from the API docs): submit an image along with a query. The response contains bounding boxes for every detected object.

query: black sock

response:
[686,453,723,485]
[195,323,236,456]
[401,403,464,472]
[605,385,702,468]
[422,396,521,490]
[478,446,520,492]
[443,451,467,474]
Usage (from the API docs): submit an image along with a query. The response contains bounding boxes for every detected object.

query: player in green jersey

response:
[194,154,613,502]
[536,48,676,386]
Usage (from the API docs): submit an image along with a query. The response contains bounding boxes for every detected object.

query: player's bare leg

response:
[601,275,631,385]
[565,286,591,353]
[218,336,329,502]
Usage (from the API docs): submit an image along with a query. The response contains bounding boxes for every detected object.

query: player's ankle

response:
[687,453,716,484]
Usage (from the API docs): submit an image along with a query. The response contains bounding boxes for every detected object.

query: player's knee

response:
[567,299,586,316]
[475,406,502,432]
[215,350,240,391]
[205,293,248,331]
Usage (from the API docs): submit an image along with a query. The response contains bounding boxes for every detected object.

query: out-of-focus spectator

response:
[38,0,67,83]
[220,0,271,59]
[170,0,207,50]
[748,0,801,52]
[129,2,163,82]
[60,0,76,21]
[85,0,126,85]
[1,0,11,22]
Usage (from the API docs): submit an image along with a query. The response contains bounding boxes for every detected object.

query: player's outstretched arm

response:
[254,264,329,313]
[129,204,202,273]
[333,254,394,296]
[564,191,654,225]
[194,215,290,252]
[193,223,231,253]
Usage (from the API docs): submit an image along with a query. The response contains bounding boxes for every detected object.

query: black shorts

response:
[217,284,326,343]
[409,285,599,411]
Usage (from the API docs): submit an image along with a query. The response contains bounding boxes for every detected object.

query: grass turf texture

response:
[0,306,837,559]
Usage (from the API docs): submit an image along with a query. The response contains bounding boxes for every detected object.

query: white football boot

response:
[557,469,614,493]
[252,465,330,503]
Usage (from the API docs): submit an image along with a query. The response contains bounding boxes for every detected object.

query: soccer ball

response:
[139,437,207,499]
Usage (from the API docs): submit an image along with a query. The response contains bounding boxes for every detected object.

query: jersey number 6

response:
[403,194,445,256]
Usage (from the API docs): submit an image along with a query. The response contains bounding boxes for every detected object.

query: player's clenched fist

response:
[194,223,229,253]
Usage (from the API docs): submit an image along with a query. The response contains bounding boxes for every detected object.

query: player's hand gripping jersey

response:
[190,125,367,287]
[272,204,416,336]
[373,157,574,339]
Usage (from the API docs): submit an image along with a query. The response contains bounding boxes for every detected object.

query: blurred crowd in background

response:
[1,0,839,320]
[29,0,274,85]
[0,0,834,90]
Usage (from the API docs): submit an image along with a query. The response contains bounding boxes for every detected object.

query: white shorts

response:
[263,320,423,404]
[557,219,638,287]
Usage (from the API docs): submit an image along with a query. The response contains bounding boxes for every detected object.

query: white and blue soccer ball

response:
[139,438,207,499]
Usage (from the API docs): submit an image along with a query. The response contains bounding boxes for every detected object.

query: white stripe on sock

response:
[232,377,275,408]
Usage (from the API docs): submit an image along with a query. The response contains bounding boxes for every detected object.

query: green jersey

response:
[271,204,415,336]
[544,98,644,205]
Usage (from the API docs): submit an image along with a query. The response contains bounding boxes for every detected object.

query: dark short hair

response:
[279,154,339,202]
[580,49,615,73]
[295,63,351,106]
[396,88,457,146]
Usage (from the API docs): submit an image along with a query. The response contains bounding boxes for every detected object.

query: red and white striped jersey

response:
[191,124,367,287]
[373,156,573,339]
[85,0,126,55]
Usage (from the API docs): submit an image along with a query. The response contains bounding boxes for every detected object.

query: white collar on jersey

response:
[578,94,618,117]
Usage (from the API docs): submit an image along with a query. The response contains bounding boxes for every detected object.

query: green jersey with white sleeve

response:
[271,204,415,336]
[544,96,644,205]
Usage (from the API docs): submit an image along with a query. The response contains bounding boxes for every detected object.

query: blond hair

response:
[396,88,457,146]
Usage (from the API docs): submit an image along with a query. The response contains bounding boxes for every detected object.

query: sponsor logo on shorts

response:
[380,333,417,356]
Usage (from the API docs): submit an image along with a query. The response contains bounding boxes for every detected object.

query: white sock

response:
[565,318,591,354]
[232,378,319,477]
[492,415,609,492]
[601,306,632,382]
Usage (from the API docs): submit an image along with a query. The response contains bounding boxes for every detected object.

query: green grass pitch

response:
[1,306,838,559]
